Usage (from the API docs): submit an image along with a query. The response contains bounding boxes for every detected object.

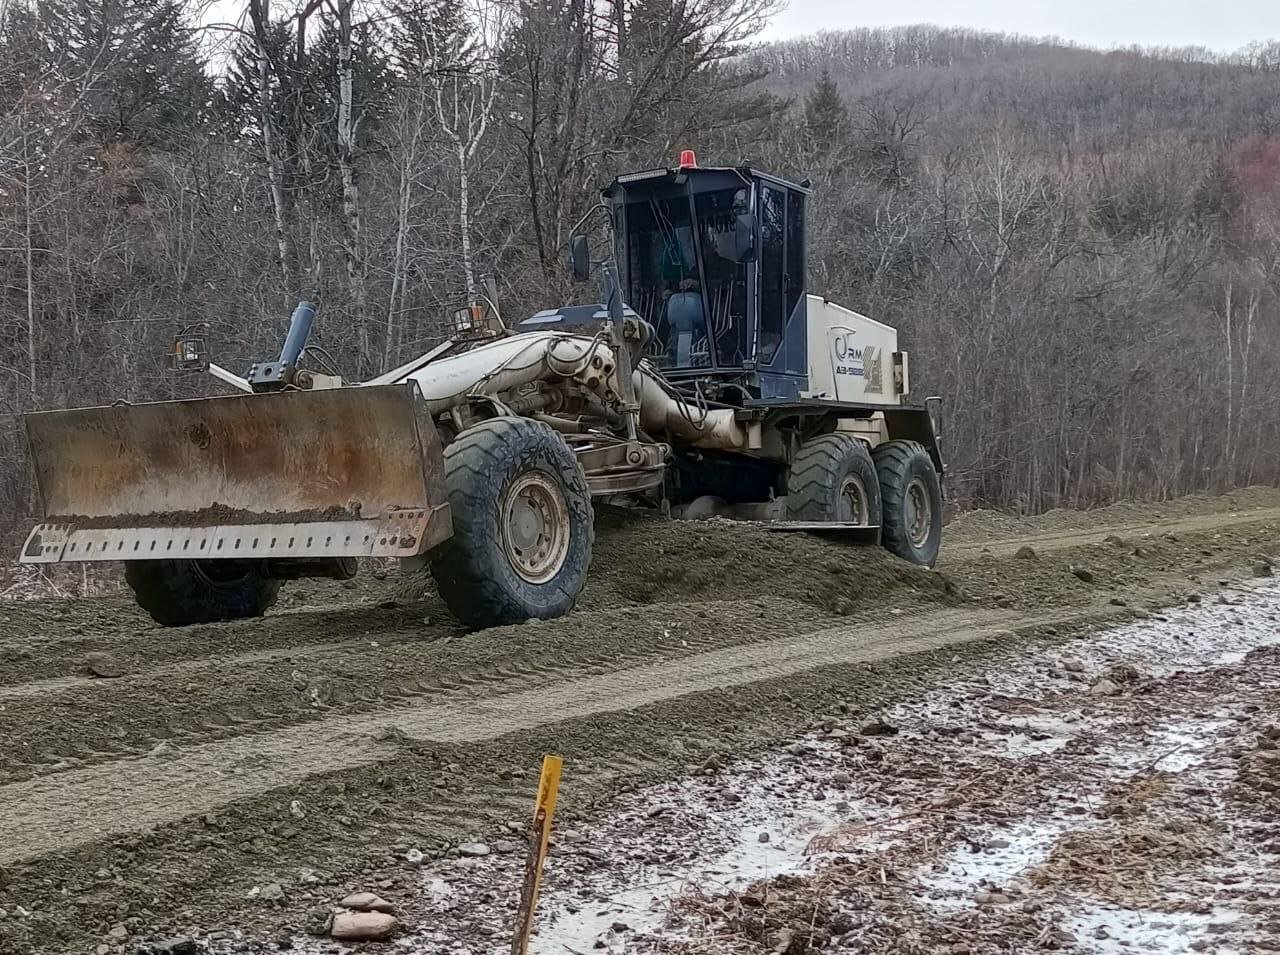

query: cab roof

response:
[602,161,810,198]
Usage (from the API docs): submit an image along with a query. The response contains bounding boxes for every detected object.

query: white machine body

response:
[803,295,908,406]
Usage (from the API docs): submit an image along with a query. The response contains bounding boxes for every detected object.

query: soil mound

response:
[584,507,957,617]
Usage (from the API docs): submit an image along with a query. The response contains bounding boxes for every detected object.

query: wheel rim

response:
[906,478,932,547]
[839,475,871,524]
[501,471,571,584]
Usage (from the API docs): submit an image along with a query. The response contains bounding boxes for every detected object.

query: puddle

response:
[920,818,1073,906]
[530,753,854,953]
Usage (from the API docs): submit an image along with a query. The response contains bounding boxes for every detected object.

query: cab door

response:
[756,184,807,380]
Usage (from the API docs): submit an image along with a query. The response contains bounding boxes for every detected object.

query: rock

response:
[340,892,396,914]
[257,882,286,903]
[95,946,110,955]
[1089,678,1121,697]
[859,719,898,737]
[610,922,630,933]
[757,832,771,844]
[377,599,398,610]
[148,741,176,759]
[404,848,424,864]
[1070,566,1094,583]
[558,829,585,844]
[331,911,399,942]
[108,924,129,940]
[85,651,127,678]
[493,840,521,854]
[1255,562,1274,578]
[1059,656,1085,674]
[457,842,490,857]
[1108,597,1127,607]
[289,800,306,820]
[1014,545,1037,560]
[1105,662,1141,684]
[304,909,333,937]
[1187,592,1201,603]
[423,877,453,901]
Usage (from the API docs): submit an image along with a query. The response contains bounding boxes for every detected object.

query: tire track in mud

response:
[0,600,843,783]
[0,603,1105,865]
[3,507,1277,784]
[945,505,1280,558]
[0,596,457,686]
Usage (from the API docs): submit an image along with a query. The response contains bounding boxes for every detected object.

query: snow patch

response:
[1066,903,1245,954]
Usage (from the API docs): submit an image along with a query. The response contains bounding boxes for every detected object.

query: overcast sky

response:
[761,0,1280,51]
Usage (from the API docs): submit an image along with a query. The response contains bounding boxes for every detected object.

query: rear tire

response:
[125,560,281,627]
[787,433,882,529]
[874,440,943,567]
[430,417,593,629]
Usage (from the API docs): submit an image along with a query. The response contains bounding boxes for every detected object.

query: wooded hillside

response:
[2,5,1279,536]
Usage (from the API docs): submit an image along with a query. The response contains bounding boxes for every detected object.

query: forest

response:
[3,0,1280,539]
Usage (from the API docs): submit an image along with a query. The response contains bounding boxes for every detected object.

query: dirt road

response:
[0,489,1278,954]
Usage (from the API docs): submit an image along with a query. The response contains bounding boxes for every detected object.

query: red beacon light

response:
[678,149,698,169]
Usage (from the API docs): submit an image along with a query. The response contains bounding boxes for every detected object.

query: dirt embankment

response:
[0,489,1277,954]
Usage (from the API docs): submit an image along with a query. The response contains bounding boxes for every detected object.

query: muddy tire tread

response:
[874,439,943,567]
[430,417,593,629]
[787,433,883,527]
[124,561,280,627]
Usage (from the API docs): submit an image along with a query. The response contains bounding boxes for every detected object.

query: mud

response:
[45,502,361,530]
[0,489,1278,954]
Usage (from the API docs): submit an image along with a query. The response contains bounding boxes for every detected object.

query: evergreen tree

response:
[803,69,848,151]
[28,0,211,148]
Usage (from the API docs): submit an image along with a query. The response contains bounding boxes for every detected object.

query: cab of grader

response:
[520,152,945,543]
[18,154,944,632]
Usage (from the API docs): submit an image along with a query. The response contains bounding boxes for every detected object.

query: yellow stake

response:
[512,755,563,955]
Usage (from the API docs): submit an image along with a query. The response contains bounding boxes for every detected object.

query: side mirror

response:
[733,213,757,263]
[569,235,591,283]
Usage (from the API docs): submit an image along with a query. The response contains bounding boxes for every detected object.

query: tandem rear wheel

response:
[786,432,943,568]
[874,440,943,567]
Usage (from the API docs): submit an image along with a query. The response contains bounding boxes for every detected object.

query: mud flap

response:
[20,385,451,564]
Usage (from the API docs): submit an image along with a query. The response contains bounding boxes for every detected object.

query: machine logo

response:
[831,329,864,377]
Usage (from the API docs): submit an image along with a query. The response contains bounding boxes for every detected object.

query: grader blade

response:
[19,385,450,565]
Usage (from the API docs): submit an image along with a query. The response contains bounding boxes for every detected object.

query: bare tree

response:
[425,0,505,301]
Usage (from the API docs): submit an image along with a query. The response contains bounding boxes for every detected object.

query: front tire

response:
[430,417,593,629]
[787,433,882,529]
[874,440,943,567]
[125,560,281,626]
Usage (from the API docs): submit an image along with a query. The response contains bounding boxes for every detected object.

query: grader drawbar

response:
[20,154,946,631]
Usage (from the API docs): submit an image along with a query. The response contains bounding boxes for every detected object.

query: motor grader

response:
[18,155,945,629]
